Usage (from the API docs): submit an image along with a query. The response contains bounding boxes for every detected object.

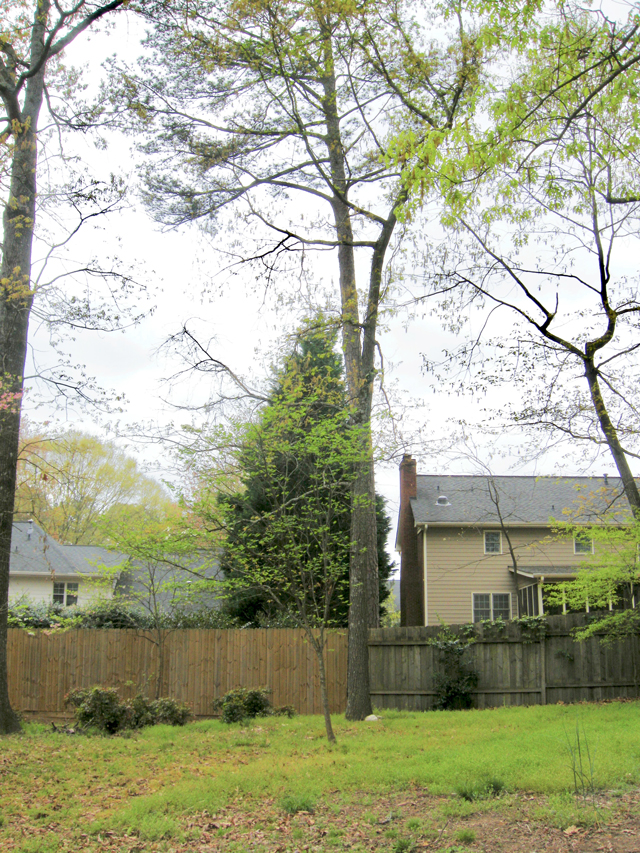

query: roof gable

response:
[10,521,121,577]
[411,475,631,526]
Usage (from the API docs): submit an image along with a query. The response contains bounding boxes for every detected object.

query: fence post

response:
[540,636,547,705]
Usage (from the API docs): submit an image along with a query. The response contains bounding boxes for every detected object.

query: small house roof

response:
[410,475,631,527]
[10,521,122,578]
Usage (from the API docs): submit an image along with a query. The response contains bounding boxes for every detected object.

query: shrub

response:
[429,624,478,711]
[213,687,277,723]
[78,602,153,629]
[128,694,157,729]
[65,686,192,733]
[149,697,192,726]
[8,599,80,630]
[272,704,297,718]
[8,599,153,630]
[66,687,129,734]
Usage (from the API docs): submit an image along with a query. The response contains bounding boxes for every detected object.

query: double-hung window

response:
[473,592,511,622]
[484,531,502,554]
[574,533,593,555]
[53,582,79,607]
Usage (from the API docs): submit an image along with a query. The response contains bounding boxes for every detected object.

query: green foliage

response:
[8,599,152,630]
[429,624,478,711]
[565,720,597,802]
[390,3,640,503]
[16,425,171,546]
[147,697,193,727]
[215,323,392,629]
[66,687,130,735]
[65,687,192,734]
[213,687,274,724]
[212,687,297,723]
[456,776,506,802]
[547,519,640,643]
[455,828,477,845]
[393,838,417,853]
[7,598,239,631]
[513,616,547,644]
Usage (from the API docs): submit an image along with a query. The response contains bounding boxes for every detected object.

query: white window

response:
[53,582,79,607]
[574,534,593,555]
[484,531,502,554]
[473,592,511,622]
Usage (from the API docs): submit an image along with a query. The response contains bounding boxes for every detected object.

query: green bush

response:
[66,687,129,734]
[213,687,279,723]
[272,704,297,718]
[8,599,154,630]
[65,687,192,734]
[429,625,478,711]
[149,697,192,726]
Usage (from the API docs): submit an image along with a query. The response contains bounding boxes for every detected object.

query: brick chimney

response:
[398,455,424,626]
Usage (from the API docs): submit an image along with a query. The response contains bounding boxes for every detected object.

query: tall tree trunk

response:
[0,2,48,736]
[321,42,376,720]
[318,24,406,719]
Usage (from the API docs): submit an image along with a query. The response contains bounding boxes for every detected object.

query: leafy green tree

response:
[393,3,640,513]
[545,492,640,642]
[121,0,484,719]
[93,503,219,698]
[189,323,378,741]
[16,424,172,544]
[0,0,131,736]
[219,327,393,628]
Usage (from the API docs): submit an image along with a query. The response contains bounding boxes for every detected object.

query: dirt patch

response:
[6,787,640,851]
[179,787,640,853]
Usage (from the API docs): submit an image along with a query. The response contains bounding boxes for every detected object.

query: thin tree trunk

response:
[313,633,336,743]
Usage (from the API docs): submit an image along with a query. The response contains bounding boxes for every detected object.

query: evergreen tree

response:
[219,324,393,628]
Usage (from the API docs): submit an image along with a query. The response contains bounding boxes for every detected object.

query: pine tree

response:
[219,323,392,628]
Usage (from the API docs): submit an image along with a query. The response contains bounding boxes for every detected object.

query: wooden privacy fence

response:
[9,615,640,719]
[369,614,640,710]
[7,628,348,719]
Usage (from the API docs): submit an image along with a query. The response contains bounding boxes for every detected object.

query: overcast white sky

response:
[20,8,640,560]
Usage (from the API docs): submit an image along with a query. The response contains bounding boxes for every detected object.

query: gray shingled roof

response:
[10,521,123,577]
[411,475,631,526]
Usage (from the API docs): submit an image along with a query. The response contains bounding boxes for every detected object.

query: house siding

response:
[9,575,111,607]
[424,525,599,625]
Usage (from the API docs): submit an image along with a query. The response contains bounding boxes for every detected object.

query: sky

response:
[18,4,640,562]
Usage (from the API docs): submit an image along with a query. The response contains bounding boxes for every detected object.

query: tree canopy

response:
[16,423,172,545]
[394,2,640,510]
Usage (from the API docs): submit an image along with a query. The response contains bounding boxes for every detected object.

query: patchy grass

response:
[1,703,640,851]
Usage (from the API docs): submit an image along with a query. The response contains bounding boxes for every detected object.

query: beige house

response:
[396,456,632,627]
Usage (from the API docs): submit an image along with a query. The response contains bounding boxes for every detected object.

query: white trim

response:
[9,572,84,579]
[538,577,545,615]
[422,526,428,627]
[508,567,536,578]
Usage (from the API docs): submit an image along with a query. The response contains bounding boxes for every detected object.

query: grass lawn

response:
[2,701,640,852]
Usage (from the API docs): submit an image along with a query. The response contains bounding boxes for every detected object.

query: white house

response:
[8,520,122,607]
